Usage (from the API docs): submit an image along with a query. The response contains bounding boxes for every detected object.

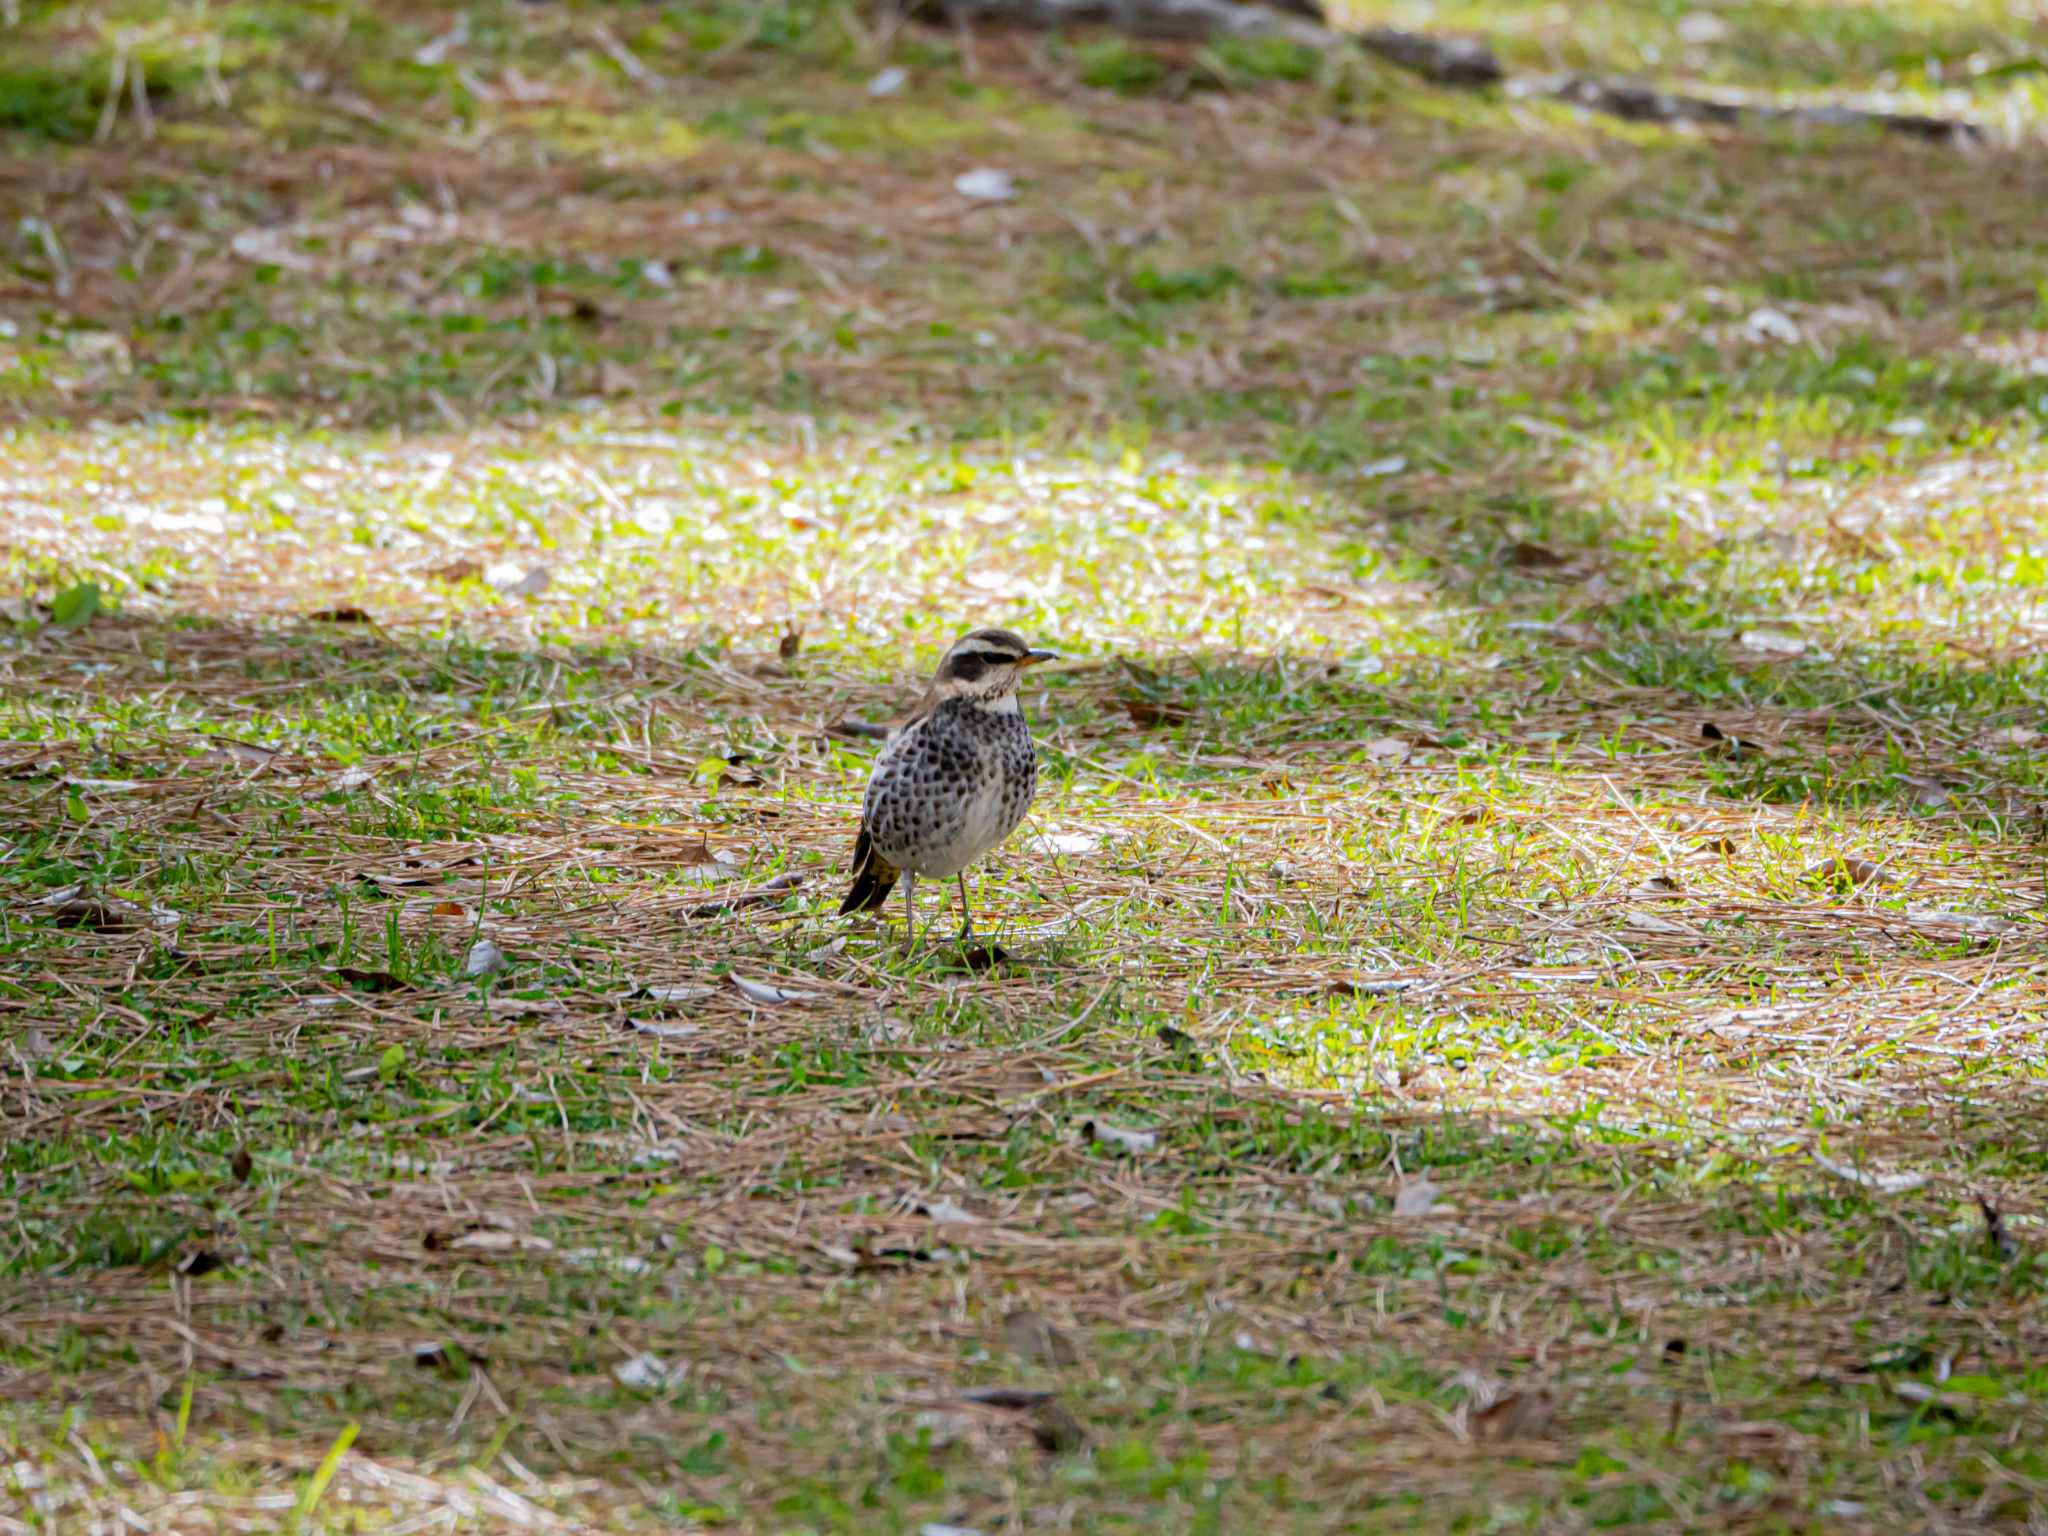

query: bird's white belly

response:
[900,790,1015,878]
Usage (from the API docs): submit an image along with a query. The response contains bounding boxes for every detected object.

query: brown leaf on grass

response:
[429,557,483,584]
[307,604,373,623]
[1027,1401,1087,1454]
[430,900,467,918]
[1901,775,1954,809]
[778,627,803,659]
[701,753,765,788]
[35,884,179,931]
[1472,1387,1555,1442]
[954,1387,1085,1451]
[1002,1308,1080,1366]
[1327,975,1419,998]
[1806,856,1894,889]
[229,1147,254,1185]
[1629,875,1685,900]
[1502,540,1570,569]
[205,739,279,770]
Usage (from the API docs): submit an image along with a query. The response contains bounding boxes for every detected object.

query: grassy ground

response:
[8,1,2048,1531]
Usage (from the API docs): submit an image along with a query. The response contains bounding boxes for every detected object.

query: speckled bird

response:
[839,628,1055,943]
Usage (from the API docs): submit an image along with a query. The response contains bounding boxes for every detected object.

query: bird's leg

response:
[902,874,917,952]
[955,871,974,942]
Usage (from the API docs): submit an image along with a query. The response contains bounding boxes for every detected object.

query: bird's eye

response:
[974,651,1017,667]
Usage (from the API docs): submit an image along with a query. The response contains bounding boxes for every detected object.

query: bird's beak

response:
[1018,649,1058,667]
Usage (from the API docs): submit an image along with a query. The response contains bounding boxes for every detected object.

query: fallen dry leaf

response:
[1002,1308,1080,1366]
[1502,540,1570,569]
[1806,855,1894,889]
[1026,1401,1087,1454]
[1472,1387,1555,1442]
[34,884,179,932]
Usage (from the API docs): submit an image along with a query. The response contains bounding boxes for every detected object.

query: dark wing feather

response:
[838,824,899,914]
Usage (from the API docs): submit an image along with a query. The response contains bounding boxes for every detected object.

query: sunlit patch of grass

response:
[0,420,1434,660]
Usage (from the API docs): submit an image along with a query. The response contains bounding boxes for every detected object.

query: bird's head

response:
[929,628,1057,704]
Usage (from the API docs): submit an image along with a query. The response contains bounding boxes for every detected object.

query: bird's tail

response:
[839,828,899,914]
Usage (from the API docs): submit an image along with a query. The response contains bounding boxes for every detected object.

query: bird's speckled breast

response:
[862,698,1037,878]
